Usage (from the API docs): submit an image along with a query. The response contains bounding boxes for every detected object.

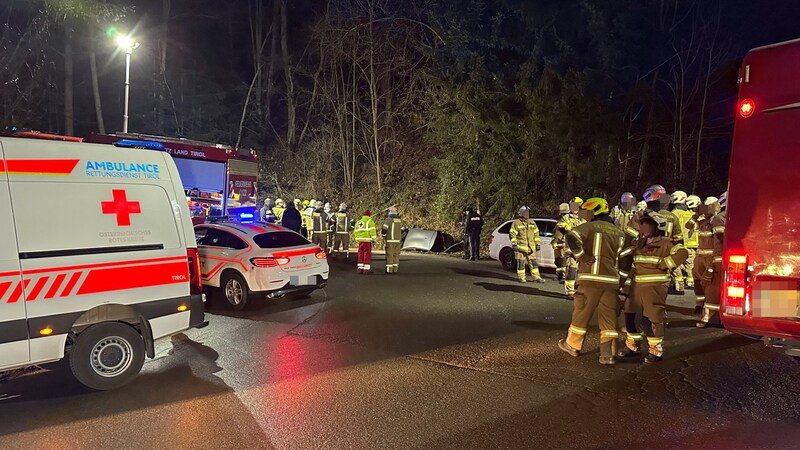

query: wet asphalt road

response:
[2,253,800,449]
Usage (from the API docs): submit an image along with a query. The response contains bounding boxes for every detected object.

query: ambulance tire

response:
[221,272,250,311]
[69,322,145,391]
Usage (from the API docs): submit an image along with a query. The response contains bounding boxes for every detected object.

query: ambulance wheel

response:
[500,248,515,271]
[69,322,145,391]
[221,272,249,311]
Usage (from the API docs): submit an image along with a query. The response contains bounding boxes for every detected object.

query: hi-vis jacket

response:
[334,212,354,234]
[510,219,540,254]
[553,214,583,257]
[354,216,377,243]
[311,209,329,233]
[566,218,626,286]
[615,210,635,232]
[686,213,715,258]
[382,217,403,243]
[674,208,697,248]
[620,236,689,285]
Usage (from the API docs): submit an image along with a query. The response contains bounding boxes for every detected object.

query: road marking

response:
[0,394,21,401]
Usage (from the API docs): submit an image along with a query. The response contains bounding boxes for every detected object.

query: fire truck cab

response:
[722,38,800,356]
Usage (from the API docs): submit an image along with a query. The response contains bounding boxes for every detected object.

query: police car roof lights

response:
[114,139,165,151]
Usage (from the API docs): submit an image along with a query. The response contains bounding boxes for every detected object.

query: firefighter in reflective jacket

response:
[698,192,727,328]
[332,203,354,260]
[382,206,404,274]
[354,210,377,274]
[552,203,583,298]
[510,206,545,283]
[685,196,718,316]
[558,198,627,365]
[619,212,689,363]
[273,198,286,224]
[670,190,695,293]
[616,192,636,231]
[624,185,682,244]
[311,201,328,250]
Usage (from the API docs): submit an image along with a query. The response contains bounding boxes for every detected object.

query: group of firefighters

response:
[540,184,728,365]
[259,198,404,275]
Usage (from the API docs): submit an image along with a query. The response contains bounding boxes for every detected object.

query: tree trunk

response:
[693,46,713,192]
[157,0,170,133]
[280,0,296,150]
[63,27,74,136]
[368,9,381,192]
[636,72,659,186]
[263,0,280,147]
[89,37,105,134]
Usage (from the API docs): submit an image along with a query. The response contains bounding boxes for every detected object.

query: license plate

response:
[290,275,314,286]
[753,281,800,318]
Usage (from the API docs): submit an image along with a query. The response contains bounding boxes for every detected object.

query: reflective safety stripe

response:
[626,333,644,341]
[387,240,401,243]
[647,337,664,346]
[664,256,677,270]
[705,304,720,311]
[356,238,373,242]
[697,249,714,255]
[634,256,662,264]
[698,231,713,237]
[578,274,621,284]
[670,244,685,254]
[624,279,632,286]
[574,249,585,259]
[712,256,723,263]
[634,274,670,283]
[619,247,634,257]
[363,265,371,270]
[666,222,674,236]
[591,233,602,275]
[600,330,619,339]
[625,227,640,238]
[619,270,630,278]
[569,325,587,335]
[713,226,725,234]
[696,295,706,301]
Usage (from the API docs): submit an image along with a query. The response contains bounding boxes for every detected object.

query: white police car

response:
[195,222,329,310]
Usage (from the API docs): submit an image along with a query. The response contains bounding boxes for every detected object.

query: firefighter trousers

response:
[312,232,328,251]
[385,242,401,273]
[693,255,713,308]
[564,254,578,297]
[700,262,722,324]
[624,282,667,356]
[565,283,620,356]
[516,251,542,282]
[357,242,372,273]
[673,248,697,291]
[332,233,350,257]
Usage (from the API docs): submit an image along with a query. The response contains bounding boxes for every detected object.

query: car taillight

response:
[250,257,290,267]
[187,248,203,295]
[723,252,750,316]
[315,248,327,260]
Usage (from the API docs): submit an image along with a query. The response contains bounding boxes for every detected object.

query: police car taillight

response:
[187,248,203,295]
[251,257,290,267]
[114,139,165,151]
[723,252,750,316]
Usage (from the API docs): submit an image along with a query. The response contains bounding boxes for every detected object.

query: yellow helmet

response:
[570,196,584,205]
[303,199,310,206]
[582,197,609,216]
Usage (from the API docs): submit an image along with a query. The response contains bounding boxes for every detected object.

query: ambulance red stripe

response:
[77,261,189,295]
[26,277,48,301]
[23,255,186,276]
[45,273,67,299]
[60,272,82,297]
[7,279,30,303]
[3,159,80,175]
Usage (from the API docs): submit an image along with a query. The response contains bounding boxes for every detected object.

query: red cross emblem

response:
[101,189,141,226]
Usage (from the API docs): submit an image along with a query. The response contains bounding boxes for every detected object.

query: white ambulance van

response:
[0,136,206,390]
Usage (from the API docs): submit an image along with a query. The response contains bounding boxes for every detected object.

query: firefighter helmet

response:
[518,206,530,218]
[643,184,667,203]
[642,211,669,234]
[704,196,718,206]
[637,201,647,212]
[275,198,285,208]
[686,195,702,209]
[671,191,688,204]
[339,203,348,211]
[570,197,584,205]
[558,203,570,215]
[315,200,323,208]
[303,199,310,206]
[620,192,636,207]
[718,192,728,209]
[582,198,609,216]
[388,206,398,216]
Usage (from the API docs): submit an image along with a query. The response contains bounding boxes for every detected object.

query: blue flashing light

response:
[114,139,165,151]
[239,213,255,219]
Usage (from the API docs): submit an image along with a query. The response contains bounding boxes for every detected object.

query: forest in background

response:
[3,0,799,233]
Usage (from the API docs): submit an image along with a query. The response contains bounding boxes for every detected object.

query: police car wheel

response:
[500,248,515,271]
[222,272,249,311]
[69,322,145,391]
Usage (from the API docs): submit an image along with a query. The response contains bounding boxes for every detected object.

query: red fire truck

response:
[86,133,259,225]
[721,38,800,357]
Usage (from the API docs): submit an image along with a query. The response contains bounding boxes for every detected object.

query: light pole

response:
[115,35,139,133]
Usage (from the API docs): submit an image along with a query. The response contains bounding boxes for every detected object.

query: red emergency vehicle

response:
[86,133,259,224]
[722,38,800,356]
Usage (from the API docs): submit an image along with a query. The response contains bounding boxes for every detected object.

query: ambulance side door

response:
[0,142,29,368]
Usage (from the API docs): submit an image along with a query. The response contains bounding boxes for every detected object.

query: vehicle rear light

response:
[739,98,755,118]
[723,252,750,316]
[187,248,203,295]
[315,248,327,260]
[250,257,290,267]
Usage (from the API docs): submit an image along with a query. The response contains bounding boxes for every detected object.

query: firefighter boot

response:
[558,340,580,357]
[599,340,616,365]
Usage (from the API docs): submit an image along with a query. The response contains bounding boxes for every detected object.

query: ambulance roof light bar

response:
[114,139,165,151]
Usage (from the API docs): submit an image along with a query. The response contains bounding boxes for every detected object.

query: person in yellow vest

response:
[301,200,313,239]
[686,196,718,315]
[354,210,377,274]
[382,206,404,274]
[557,198,627,365]
[332,203,354,260]
[509,206,545,283]
[670,191,695,294]
[618,211,689,363]
[615,192,636,231]
[272,198,286,224]
[552,203,584,298]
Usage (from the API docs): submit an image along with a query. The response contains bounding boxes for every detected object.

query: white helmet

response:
[636,200,647,212]
[671,191,688,204]
[643,184,667,203]
[718,192,728,209]
[620,192,636,207]
[686,195,702,209]
[558,203,570,215]
[642,211,669,234]
[518,206,530,217]
[704,196,719,206]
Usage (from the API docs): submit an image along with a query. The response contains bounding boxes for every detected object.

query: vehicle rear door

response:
[0,141,29,368]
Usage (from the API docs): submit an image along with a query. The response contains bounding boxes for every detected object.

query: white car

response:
[195,222,329,310]
[488,219,557,271]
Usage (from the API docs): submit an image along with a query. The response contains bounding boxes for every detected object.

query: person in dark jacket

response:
[281,201,303,235]
[464,207,484,261]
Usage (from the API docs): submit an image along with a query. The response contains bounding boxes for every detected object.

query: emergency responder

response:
[685,197,717,316]
[281,200,303,234]
[332,203,354,260]
[618,212,689,363]
[698,192,727,328]
[382,206,404,274]
[552,203,571,282]
[616,192,636,231]
[260,198,276,223]
[302,200,313,239]
[354,210,377,274]
[569,196,584,215]
[626,185,682,243]
[509,206,545,283]
[558,198,627,365]
[553,203,583,298]
[273,198,286,224]
[636,200,647,213]
[324,202,335,250]
[671,191,695,293]
[311,201,329,251]
[463,207,484,261]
